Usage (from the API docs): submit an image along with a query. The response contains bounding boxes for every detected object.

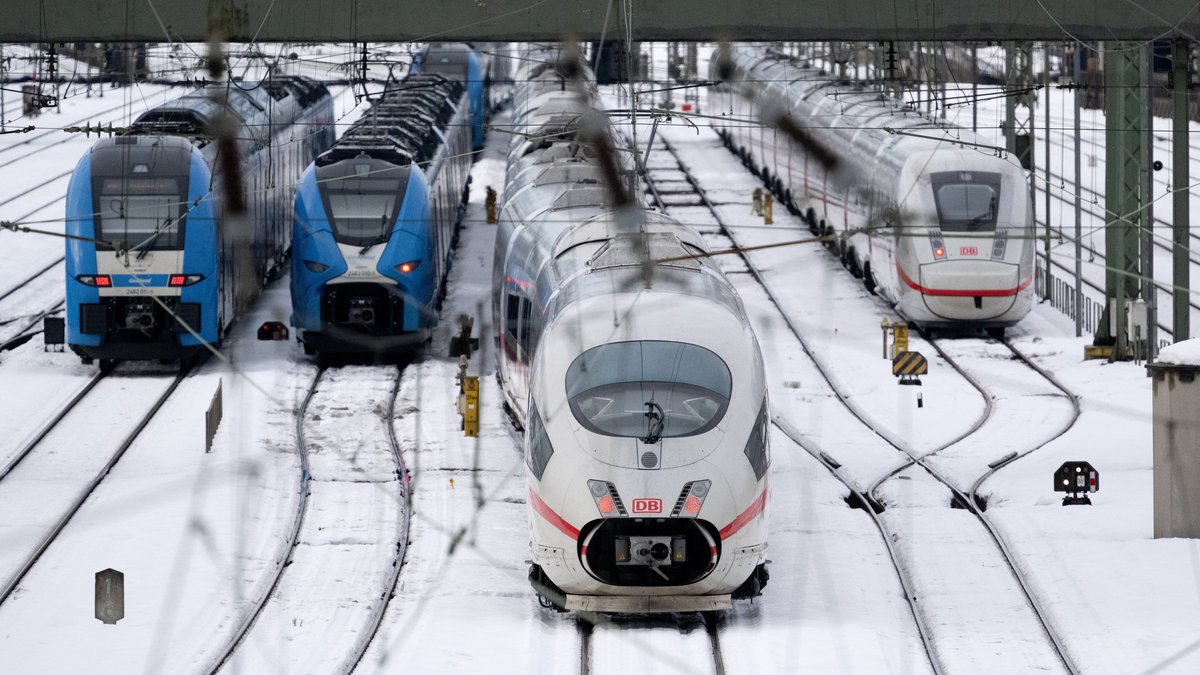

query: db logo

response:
[631,498,662,514]
[960,246,979,256]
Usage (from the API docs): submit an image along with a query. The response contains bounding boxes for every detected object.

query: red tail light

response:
[95,275,112,287]
[168,274,205,287]
[597,496,616,514]
[396,260,421,274]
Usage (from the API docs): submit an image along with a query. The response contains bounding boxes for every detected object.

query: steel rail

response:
[341,365,412,674]
[644,138,945,675]
[207,367,321,673]
[0,367,187,606]
[654,133,1080,674]
[0,369,105,482]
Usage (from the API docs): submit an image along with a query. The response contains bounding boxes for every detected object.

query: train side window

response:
[526,401,554,480]
[743,398,769,480]
[505,291,523,346]
[518,296,533,352]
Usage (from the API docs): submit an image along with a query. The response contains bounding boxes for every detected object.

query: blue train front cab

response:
[290,156,438,356]
[65,135,220,364]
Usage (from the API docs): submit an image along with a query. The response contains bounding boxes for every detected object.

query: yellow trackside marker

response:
[461,375,479,437]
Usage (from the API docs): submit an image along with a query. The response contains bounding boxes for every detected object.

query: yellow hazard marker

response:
[461,375,480,437]
[892,350,928,385]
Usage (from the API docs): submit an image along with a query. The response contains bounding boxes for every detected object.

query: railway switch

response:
[1054,461,1099,505]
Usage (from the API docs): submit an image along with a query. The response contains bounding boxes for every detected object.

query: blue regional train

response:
[65,76,335,368]
[289,73,474,358]
[413,43,488,150]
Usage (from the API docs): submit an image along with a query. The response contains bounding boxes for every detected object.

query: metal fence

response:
[1034,260,1105,335]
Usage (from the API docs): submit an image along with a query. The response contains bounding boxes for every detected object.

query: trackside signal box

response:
[1054,461,1098,506]
[257,321,288,341]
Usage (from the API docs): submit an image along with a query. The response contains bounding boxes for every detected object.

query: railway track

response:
[578,611,725,675]
[646,132,1081,674]
[0,366,186,606]
[210,364,411,675]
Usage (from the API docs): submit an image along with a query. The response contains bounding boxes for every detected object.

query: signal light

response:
[934,247,945,258]
[1054,461,1099,506]
[396,260,421,274]
[597,496,616,514]
[257,321,289,341]
[683,495,702,515]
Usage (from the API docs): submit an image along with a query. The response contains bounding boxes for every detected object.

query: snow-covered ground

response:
[0,41,1197,675]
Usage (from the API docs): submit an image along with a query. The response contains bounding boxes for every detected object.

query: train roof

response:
[316,73,464,168]
[129,75,329,141]
[420,42,474,65]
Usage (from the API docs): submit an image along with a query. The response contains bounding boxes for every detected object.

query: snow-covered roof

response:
[1155,339,1200,367]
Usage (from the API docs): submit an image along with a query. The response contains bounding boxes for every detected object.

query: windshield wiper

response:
[135,217,173,260]
[359,212,390,255]
[642,401,665,444]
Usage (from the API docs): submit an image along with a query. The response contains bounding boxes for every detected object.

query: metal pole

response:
[1174,37,1191,342]
[1145,42,1157,358]
[1044,43,1053,300]
[972,43,978,132]
[1074,46,1083,337]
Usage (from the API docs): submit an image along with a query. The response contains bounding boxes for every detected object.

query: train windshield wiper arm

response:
[642,400,665,444]
[359,212,389,255]
[135,218,173,260]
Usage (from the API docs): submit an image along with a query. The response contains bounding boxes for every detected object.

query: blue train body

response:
[289,73,474,357]
[64,75,334,366]
[414,43,488,150]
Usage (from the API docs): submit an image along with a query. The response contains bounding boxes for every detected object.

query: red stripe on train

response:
[718,488,768,540]
[529,488,580,540]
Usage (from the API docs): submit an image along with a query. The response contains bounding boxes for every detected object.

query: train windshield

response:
[317,161,409,247]
[565,341,732,439]
[930,171,1002,233]
[95,177,187,252]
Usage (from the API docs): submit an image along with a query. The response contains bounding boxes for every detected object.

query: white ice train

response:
[710,46,1034,334]
[495,46,770,612]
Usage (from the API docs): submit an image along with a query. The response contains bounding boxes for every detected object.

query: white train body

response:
[710,47,1035,330]
[495,45,769,613]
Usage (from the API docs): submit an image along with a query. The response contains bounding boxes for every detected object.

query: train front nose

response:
[917,260,1023,320]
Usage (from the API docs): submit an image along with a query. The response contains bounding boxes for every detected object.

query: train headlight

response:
[303,259,329,273]
[928,233,946,259]
[395,260,422,274]
[76,274,112,287]
[670,480,711,518]
[168,274,205,287]
[587,479,627,517]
